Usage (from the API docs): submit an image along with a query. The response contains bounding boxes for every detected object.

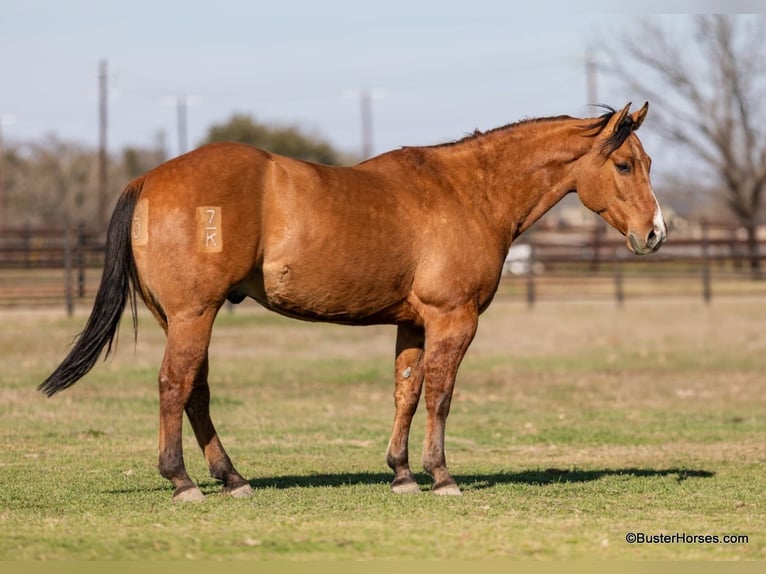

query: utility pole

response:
[98,59,108,229]
[0,119,6,230]
[585,47,598,105]
[162,95,198,156]
[177,95,188,155]
[0,115,15,231]
[343,88,384,160]
[360,89,373,160]
[155,130,168,162]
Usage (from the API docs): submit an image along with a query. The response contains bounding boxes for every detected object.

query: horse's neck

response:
[430,118,591,249]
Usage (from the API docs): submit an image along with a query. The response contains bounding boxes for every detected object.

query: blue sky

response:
[0,1,752,158]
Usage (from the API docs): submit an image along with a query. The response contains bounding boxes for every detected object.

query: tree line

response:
[0,115,353,229]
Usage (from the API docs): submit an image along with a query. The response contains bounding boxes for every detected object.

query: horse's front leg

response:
[421,305,478,495]
[386,324,425,493]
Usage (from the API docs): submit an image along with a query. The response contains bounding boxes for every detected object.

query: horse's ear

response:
[594,102,635,155]
[608,102,632,135]
[631,101,649,131]
[596,103,632,142]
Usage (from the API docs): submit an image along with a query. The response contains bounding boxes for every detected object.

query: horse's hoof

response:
[173,486,206,502]
[391,479,421,494]
[224,483,253,499]
[432,483,462,496]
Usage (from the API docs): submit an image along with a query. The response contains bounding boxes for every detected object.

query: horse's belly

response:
[260,258,406,322]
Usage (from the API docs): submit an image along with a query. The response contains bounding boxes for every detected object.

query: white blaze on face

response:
[650,184,667,239]
[627,180,666,255]
[640,152,666,247]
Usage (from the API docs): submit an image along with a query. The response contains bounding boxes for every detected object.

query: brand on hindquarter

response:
[132,199,149,246]
[196,206,223,253]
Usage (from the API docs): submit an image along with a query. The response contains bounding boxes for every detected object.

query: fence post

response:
[77,222,86,298]
[590,220,605,272]
[613,248,624,307]
[22,224,31,269]
[701,218,712,304]
[526,243,536,308]
[63,225,74,316]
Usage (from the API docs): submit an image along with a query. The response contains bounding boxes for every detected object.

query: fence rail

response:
[2,224,766,314]
[503,223,766,305]
[0,226,104,313]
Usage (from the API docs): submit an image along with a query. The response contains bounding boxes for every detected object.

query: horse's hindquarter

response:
[130,143,271,313]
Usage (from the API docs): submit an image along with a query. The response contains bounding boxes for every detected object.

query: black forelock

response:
[582,105,635,156]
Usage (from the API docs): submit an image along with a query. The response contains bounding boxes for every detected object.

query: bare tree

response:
[9,137,98,227]
[603,15,766,276]
[3,137,167,228]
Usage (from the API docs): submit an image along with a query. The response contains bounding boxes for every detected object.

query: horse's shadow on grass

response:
[106,467,714,496]
[238,467,714,492]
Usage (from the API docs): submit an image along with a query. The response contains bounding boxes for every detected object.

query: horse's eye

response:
[615,162,632,174]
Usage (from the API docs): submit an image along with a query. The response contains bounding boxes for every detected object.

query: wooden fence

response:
[1,223,765,314]
[503,234,766,306]
[0,226,105,314]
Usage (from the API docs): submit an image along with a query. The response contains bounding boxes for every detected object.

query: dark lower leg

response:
[422,391,458,493]
[386,325,424,493]
[387,399,420,491]
[158,372,200,500]
[185,365,250,496]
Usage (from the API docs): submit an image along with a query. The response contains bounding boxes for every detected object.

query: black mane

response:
[423,107,636,154]
[423,114,576,150]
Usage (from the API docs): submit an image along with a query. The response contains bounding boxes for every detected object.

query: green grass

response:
[0,297,764,560]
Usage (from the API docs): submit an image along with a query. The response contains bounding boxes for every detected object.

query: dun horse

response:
[40,103,666,501]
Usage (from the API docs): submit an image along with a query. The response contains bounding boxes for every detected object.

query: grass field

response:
[0,295,764,560]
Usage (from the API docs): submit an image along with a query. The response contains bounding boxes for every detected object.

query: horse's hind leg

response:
[185,356,252,498]
[158,306,251,501]
[157,313,210,501]
[386,324,425,493]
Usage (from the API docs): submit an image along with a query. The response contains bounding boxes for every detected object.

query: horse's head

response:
[574,102,666,255]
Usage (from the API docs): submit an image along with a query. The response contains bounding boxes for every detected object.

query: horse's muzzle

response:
[627,223,666,256]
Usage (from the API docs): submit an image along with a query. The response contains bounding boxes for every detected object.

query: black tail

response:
[38,179,144,397]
